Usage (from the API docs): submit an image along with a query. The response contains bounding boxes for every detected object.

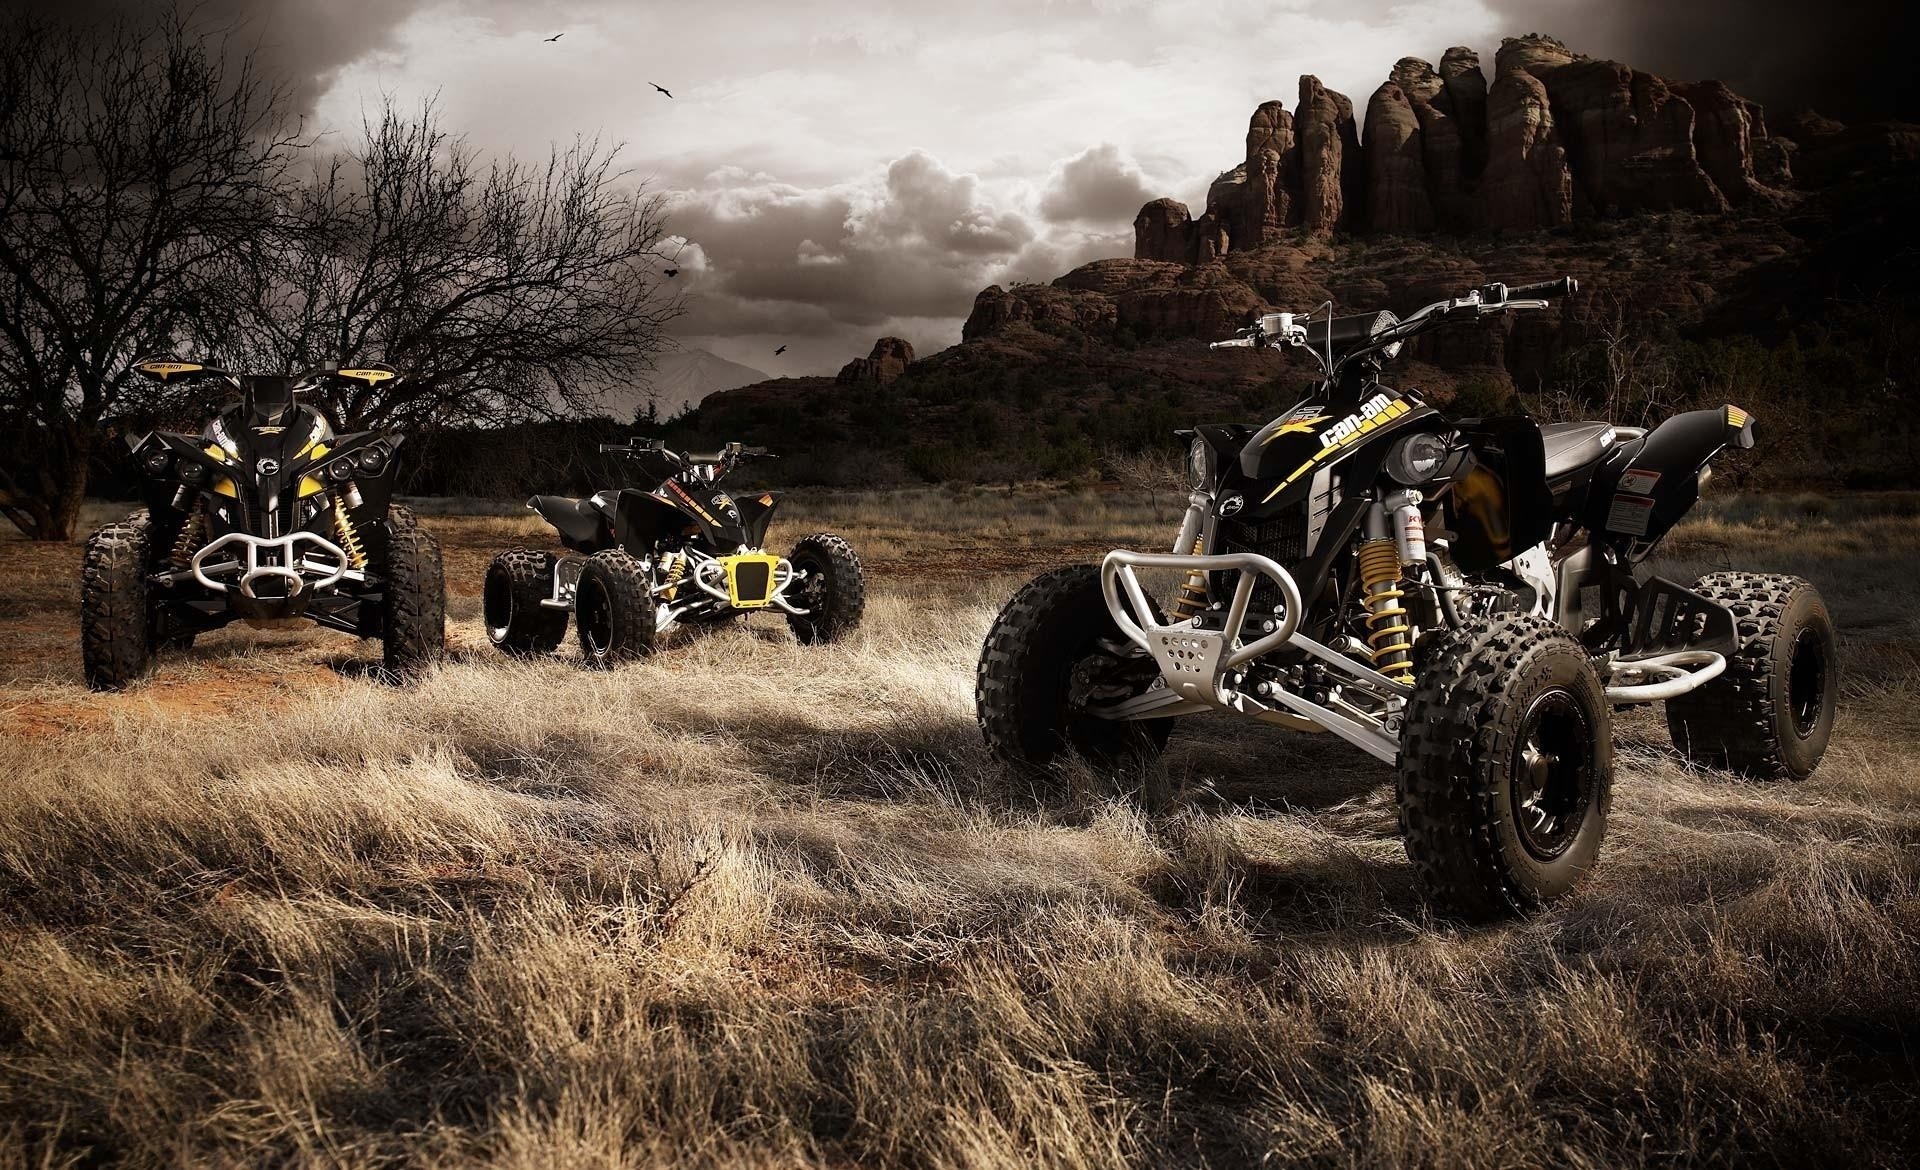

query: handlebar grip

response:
[741,446,771,456]
[1509,277,1577,298]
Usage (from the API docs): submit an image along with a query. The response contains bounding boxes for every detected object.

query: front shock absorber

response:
[660,551,687,600]
[331,491,368,570]
[169,505,204,568]
[1358,537,1414,683]
[1170,534,1210,619]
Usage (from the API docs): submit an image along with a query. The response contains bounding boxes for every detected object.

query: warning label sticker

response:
[1607,493,1657,535]
[1618,468,1662,495]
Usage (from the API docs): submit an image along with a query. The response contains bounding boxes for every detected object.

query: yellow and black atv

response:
[484,439,865,666]
[977,277,1838,920]
[81,358,446,690]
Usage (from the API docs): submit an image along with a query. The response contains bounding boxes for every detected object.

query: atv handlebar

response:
[600,439,775,468]
[1215,276,1579,373]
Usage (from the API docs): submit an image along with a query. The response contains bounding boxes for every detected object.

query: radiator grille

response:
[1215,506,1309,616]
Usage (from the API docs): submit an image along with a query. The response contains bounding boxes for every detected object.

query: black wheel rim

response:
[1511,687,1596,860]
[579,577,612,657]
[1788,628,1828,737]
[483,569,513,643]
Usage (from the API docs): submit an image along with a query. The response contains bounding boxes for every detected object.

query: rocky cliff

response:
[1135,34,1800,262]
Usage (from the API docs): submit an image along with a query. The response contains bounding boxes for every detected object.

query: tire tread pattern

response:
[577,548,655,667]
[785,533,866,645]
[382,505,446,678]
[486,546,568,655]
[81,509,154,692]
[1397,613,1612,920]
[1664,571,1829,781]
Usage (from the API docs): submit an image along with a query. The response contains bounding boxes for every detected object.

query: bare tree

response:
[0,14,300,539]
[1102,445,1187,521]
[227,99,682,435]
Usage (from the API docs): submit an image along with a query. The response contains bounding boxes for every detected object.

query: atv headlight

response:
[326,457,356,482]
[356,446,386,474]
[178,460,208,486]
[1188,436,1211,489]
[1387,431,1452,485]
[143,450,173,476]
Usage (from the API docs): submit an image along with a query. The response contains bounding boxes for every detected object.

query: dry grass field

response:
[1,487,1916,1168]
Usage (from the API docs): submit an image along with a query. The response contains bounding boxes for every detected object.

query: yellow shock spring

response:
[170,510,203,568]
[1169,535,1210,619]
[661,552,686,600]
[1358,538,1413,683]
[332,493,368,570]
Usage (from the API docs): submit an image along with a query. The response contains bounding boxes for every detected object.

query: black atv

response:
[81,358,446,690]
[484,439,865,666]
[977,277,1838,920]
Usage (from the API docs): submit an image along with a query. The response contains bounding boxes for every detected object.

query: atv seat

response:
[1540,422,1620,481]
[528,495,609,549]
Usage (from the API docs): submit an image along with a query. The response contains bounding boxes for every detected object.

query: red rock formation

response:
[1438,47,1489,175]
[1364,81,1434,233]
[1296,76,1360,234]
[1133,198,1194,264]
[835,337,915,386]
[1677,80,1773,205]
[1498,36,1726,217]
[1483,68,1573,230]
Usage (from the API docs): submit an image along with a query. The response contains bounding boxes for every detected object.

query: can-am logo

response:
[1218,493,1245,517]
[1318,394,1396,449]
[256,458,280,476]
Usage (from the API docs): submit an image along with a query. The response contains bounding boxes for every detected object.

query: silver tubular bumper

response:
[688,553,804,614]
[189,531,354,599]
[1098,549,1406,763]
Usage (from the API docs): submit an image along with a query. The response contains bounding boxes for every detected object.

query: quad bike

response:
[484,439,865,665]
[977,277,1838,920]
[82,358,446,690]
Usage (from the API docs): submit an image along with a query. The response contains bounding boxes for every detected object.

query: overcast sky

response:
[28,0,1913,376]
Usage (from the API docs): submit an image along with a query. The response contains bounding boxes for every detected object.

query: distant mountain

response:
[602,348,770,421]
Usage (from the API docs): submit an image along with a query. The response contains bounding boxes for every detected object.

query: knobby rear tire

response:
[1665,572,1836,781]
[576,548,656,668]
[485,546,569,656]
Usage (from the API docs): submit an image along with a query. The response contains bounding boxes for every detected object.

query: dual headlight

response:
[1386,431,1455,485]
[322,445,387,483]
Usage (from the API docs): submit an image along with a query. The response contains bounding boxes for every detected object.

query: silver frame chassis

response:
[188,531,359,600]
[1100,549,1409,763]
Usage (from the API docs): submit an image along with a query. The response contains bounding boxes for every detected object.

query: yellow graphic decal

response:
[1724,405,1749,430]
[1264,414,1329,441]
[298,475,327,498]
[136,360,203,378]
[1261,398,1413,502]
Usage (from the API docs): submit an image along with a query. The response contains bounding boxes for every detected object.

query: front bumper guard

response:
[1099,549,1407,763]
[188,531,360,602]
[690,553,804,614]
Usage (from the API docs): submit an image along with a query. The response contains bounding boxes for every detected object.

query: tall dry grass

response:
[0,490,1915,1167]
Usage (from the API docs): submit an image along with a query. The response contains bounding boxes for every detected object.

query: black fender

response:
[734,490,781,549]
[1586,405,1753,550]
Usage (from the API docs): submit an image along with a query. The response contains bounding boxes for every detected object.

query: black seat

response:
[528,495,609,548]
[1539,422,1618,481]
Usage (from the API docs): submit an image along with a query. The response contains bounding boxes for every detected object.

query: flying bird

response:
[544,32,563,42]
[650,82,674,98]
[664,267,679,277]
[773,345,787,356]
